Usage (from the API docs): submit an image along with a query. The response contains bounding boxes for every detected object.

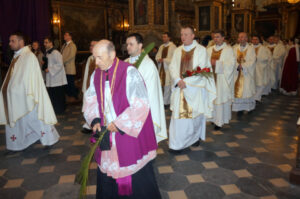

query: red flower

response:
[186,70,193,77]
[203,68,210,72]
[196,67,201,72]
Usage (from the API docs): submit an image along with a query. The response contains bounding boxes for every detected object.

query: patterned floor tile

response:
[49,148,63,154]
[67,155,81,161]
[24,190,44,199]
[190,146,203,151]
[186,174,205,183]
[39,166,55,173]
[0,92,299,199]
[175,155,189,162]
[242,128,254,132]
[277,164,292,172]
[221,184,241,195]
[255,117,265,121]
[249,122,260,126]
[269,178,290,188]
[157,148,165,154]
[86,185,96,195]
[202,161,218,169]
[4,179,24,188]
[205,137,214,142]
[233,169,252,178]
[0,169,7,176]
[253,147,268,153]
[21,158,37,165]
[261,139,273,144]
[235,134,247,139]
[215,151,230,157]
[283,153,296,159]
[226,142,239,147]
[244,157,261,164]
[72,140,85,146]
[168,190,187,199]
[212,131,224,135]
[58,175,75,184]
[63,126,74,130]
[158,166,174,174]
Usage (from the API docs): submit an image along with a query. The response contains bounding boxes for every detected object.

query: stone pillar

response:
[128,0,169,46]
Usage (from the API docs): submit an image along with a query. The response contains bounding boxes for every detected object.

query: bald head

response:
[93,40,116,70]
[238,32,248,46]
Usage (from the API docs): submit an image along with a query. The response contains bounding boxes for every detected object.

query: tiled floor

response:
[0,92,300,199]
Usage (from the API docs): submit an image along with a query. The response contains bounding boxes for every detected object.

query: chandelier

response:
[287,0,299,3]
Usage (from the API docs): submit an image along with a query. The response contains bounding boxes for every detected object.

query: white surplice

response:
[207,43,235,127]
[253,44,272,101]
[45,49,67,87]
[82,55,95,129]
[83,66,156,178]
[0,46,59,151]
[125,55,167,143]
[268,43,286,89]
[168,40,216,150]
[232,43,256,112]
[155,42,177,105]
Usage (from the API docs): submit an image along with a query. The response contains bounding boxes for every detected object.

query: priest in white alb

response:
[169,26,216,152]
[0,32,59,151]
[81,40,97,134]
[125,33,167,143]
[207,30,235,130]
[232,32,256,113]
[155,32,177,106]
[267,36,286,89]
[252,35,272,101]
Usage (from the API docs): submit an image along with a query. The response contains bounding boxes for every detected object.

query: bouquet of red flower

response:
[182,66,213,79]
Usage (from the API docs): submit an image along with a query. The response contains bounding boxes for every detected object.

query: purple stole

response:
[93,58,157,167]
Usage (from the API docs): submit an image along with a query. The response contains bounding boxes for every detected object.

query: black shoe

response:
[237,111,244,116]
[164,105,170,109]
[43,145,53,150]
[81,128,92,134]
[214,125,221,130]
[168,149,183,154]
[191,140,200,147]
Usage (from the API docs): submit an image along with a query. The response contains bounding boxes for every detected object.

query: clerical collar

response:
[253,43,261,48]
[14,46,25,58]
[164,42,170,47]
[268,44,276,47]
[46,47,55,54]
[239,43,248,51]
[214,43,225,50]
[183,40,197,51]
[129,54,140,64]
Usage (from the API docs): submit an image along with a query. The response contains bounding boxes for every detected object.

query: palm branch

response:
[75,129,107,199]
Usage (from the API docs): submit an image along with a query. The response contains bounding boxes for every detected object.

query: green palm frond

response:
[135,42,155,69]
[75,129,107,199]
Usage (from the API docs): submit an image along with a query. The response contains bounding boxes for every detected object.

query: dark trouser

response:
[96,161,161,199]
[66,74,78,98]
[47,86,66,114]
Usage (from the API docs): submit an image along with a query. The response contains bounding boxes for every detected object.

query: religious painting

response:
[154,0,164,25]
[134,0,148,25]
[234,14,244,33]
[198,6,210,31]
[214,6,219,30]
[60,6,105,51]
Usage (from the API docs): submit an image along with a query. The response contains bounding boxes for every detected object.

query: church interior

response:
[0,0,300,199]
